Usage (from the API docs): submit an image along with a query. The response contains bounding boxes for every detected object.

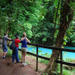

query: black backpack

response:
[10,40,16,50]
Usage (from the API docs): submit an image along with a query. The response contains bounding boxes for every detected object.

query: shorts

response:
[3,46,8,52]
[21,48,27,53]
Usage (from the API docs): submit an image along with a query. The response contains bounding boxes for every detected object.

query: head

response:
[4,33,8,37]
[15,33,19,39]
[23,32,26,37]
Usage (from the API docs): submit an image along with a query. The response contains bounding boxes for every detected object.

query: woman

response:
[21,32,30,66]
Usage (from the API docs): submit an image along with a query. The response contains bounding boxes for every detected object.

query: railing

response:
[26,43,75,75]
[0,38,75,75]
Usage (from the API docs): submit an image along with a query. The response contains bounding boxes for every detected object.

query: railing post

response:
[60,51,62,75]
[36,46,38,71]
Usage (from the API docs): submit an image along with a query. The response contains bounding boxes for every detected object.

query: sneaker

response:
[22,63,27,66]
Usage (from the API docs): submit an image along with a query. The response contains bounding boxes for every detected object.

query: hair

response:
[4,33,7,36]
[23,32,26,37]
[15,33,19,39]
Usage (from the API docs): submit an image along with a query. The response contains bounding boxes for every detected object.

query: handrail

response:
[26,51,75,67]
[27,43,75,75]
[0,37,75,52]
[28,43,75,52]
[0,38,75,75]
[56,60,75,66]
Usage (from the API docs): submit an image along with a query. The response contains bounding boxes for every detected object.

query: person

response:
[12,34,20,63]
[0,37,2,48]
[2,33,11,59]
[21,32,30,66]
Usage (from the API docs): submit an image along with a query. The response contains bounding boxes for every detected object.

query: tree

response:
[0,0,44,38]
[44,0,73,74]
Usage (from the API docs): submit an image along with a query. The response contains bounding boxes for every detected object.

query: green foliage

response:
[0,0,75,46]
[7,49,12,57]
[0,0,44,38]
[66,24,75,46]
[65,58,73,62]
[39,59,49,65]
[39,52,50,64]
[63,70,70,75]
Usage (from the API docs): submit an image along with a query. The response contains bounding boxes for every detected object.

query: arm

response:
[6,37,12,41]
[25,37,30,43]
[8,38,12,41]
[17,39,21,43]
[20,38,23,43]
[21,38,23,41]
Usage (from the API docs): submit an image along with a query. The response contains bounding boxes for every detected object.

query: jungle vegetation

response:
[0,0,75,46]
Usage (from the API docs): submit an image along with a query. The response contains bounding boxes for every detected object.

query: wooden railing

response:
[26,43,75,75]
[0,38,75,75]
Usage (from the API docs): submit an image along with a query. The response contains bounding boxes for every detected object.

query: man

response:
[12,34,20,63]
[2,33,11,59]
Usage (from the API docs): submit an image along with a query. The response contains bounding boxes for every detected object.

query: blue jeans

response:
[3,45,8,52]
[12,47,19,63]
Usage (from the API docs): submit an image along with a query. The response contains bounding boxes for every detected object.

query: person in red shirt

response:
[15,38,20,47]
[12,34,20,63]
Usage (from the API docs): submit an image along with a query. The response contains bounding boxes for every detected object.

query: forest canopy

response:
[0,0,75,46]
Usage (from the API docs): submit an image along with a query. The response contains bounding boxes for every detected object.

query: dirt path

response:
[0,52,47,75]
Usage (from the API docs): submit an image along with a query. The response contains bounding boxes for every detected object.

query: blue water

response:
[63,47,75,60]
[20,46,75,60]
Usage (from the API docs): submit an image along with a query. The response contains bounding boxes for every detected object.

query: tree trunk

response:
[44,0,73,75]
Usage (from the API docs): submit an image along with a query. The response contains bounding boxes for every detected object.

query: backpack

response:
[10,40,16,50]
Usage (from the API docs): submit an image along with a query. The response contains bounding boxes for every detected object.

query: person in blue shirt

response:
[2,33,11,59]
[21,32,30,66]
